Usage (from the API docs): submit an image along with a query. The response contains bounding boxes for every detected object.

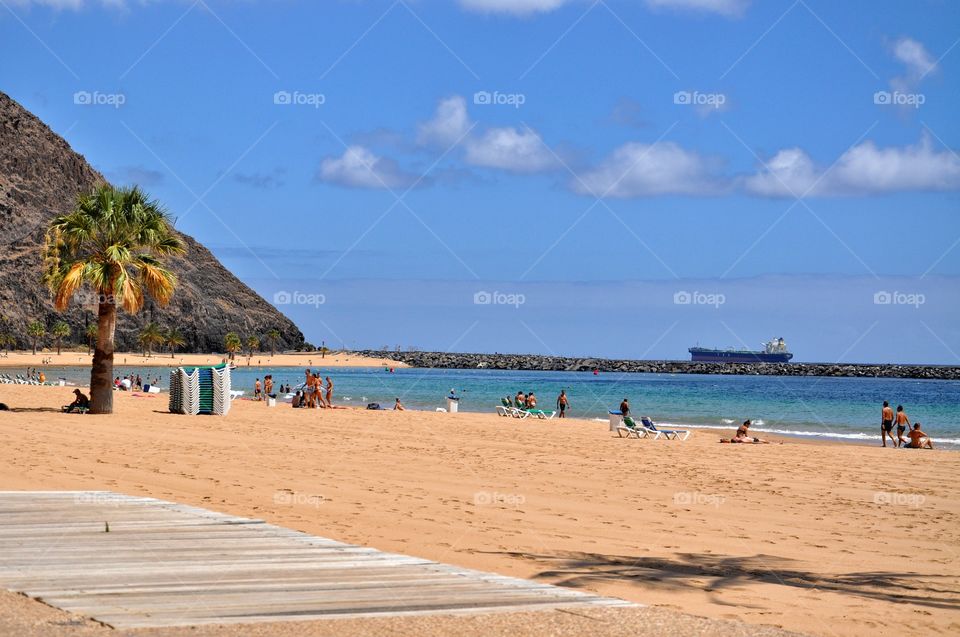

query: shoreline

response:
[0,383,956,637]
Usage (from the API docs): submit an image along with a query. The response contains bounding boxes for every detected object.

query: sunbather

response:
[722,420,769,443]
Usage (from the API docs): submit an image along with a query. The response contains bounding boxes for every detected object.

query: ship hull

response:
[689,349,793,363]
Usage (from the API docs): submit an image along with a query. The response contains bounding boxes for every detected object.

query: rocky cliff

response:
[0,92,304,352]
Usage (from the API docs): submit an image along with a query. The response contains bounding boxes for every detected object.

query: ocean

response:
[44,365,960,448]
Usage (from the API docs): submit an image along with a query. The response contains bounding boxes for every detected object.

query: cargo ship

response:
[689,337,793,363]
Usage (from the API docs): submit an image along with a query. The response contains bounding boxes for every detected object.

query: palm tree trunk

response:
[56,339,62,355]
[89,298,117,414]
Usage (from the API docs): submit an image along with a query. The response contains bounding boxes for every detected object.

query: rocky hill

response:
[0,92,304,353]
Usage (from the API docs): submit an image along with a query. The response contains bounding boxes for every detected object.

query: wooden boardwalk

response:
[0,492,635,628]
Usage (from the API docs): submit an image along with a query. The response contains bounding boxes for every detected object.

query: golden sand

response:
[0,384,957,636]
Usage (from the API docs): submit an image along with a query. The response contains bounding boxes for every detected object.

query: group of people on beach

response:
[508,390,571,417]
[881,401,933,449]
[290,370,334,408]
[112,373,159,391]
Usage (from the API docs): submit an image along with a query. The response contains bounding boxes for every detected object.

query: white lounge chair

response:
[640,416,690,441]
[616,416,649,438]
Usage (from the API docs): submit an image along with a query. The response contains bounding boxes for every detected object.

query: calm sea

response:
[45,365,960,448]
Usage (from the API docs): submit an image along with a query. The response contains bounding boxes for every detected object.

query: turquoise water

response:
[43,365,960,448]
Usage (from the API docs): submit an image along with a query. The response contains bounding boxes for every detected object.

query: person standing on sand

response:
[619,398,630,418]
[556,390,569,418]
[264,376,273,400]
[324,376,334,408]
[895,405,911,448]
[254,378,262,401]
[881,401,895,447]
[303,369,314,408]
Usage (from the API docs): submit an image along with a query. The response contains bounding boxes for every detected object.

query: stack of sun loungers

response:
[169,365,231,416]
[211,365,231,416]
[168,367,200,415]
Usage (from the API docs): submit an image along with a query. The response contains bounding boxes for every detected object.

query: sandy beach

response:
[0,350,406,369]
[0,384,957,636]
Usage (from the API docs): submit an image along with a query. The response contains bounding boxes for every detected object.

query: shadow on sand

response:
[482,550,958,610]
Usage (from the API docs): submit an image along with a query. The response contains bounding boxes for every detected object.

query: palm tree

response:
[27,320,45,355]
[43,185,184,414]
[265,329,280,357]
[51,320,71,355]
[165,327,186,358]
[224,332,242,361]
[138,322,164,356]
[245,335,260,360]
[85,323,98,355]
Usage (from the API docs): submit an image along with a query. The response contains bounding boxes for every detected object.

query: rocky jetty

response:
[0,92,304,352]
[358,350,960,381]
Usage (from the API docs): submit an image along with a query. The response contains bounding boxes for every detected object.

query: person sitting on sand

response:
[905,423,934,449]
[895,405,911,448]
[291,391,303,408]
[724,420,770,444]
[394,397,405,411]
[63,389,90,413]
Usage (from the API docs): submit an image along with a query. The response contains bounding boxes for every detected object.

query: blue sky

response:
[3,0,959,362]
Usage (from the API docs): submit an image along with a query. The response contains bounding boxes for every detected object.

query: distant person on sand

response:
[324,376,334,408]
[394,398,405,411]
[895,405,911,448]
[63,389,89,413]
[905,423,934,449]
[619,398,630,417]
[881,401,895,447]
[724,420,769,444]
[556,390,569,418]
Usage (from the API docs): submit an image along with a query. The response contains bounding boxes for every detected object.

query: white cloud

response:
[573,141,722,197]
[416,96,471,147]
[644,0,749,17]
[317,145,418,190]
[464,127,556,173]
[892,37,936,79]
[458,0,568,16]
[744,137,960,197]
